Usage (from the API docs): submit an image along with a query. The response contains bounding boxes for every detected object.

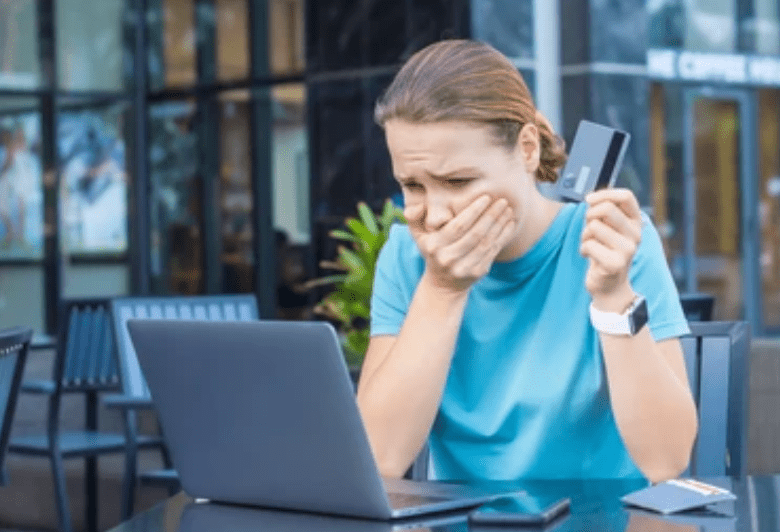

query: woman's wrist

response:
[590,283,637,313]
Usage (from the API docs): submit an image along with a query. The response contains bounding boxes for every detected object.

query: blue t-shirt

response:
[370,202,689,481]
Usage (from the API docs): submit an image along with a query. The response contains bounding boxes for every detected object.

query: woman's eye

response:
[402,182,423,191]
[446,178,472,187]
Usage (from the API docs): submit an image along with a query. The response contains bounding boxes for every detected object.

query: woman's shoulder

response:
[384,223,420,257]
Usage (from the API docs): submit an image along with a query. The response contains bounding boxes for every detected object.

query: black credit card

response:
[555,120,631,202]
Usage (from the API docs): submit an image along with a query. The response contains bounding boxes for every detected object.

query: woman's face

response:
[384,119,542,259]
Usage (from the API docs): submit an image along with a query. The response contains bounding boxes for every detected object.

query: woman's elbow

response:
[643,414,699,484]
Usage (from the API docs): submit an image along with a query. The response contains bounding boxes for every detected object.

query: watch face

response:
[630,298,649,334]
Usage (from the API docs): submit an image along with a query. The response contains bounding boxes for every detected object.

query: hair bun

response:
[534,110,567,183]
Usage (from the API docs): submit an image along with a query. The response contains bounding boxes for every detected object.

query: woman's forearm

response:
[600,328,698,483]
[357,272,470,477]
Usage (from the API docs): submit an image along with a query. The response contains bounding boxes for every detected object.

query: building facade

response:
[0,0,779,335]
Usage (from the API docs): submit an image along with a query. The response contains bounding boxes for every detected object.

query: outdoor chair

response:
[0,326,32,486]
[681,320,750,476]
[7,298,160,532]
[107,294,259,519]
[680,292,716,322]
[411,320,751,481]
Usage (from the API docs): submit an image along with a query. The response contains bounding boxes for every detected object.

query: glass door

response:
[680,88,760,326]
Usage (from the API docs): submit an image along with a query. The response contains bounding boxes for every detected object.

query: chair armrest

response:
[21,379,56,395]
[103,394,155,410]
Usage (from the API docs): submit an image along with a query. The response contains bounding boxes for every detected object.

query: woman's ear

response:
[517,122,540,174]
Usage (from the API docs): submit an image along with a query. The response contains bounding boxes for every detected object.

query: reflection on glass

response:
[217,0,249,80]
[219,90,253,293]
[471,0,534,60]
[56,0,125,91]
[758,90,780,329]
[272,83,309,319]
[162,0,196,87]
[0,111,43,259]
[740,0,780,54]
[270,0,305,75]
[648,0,685,48]
[0,1,39,89]
[148,100,201,294]
[693,98,742,320]
[272,84,308,244]
[685,0,737,53]
[58,104,129,255]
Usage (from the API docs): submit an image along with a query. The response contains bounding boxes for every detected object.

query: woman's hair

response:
[375,39,566,183]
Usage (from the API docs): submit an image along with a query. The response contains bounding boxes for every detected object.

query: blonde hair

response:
[375,39,566,183]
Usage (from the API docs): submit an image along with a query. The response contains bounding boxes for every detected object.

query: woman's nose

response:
[424,195,453,232]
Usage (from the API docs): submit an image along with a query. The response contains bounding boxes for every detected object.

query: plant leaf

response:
[345,218,378,249]
[357,202,380,235]
[329,229,359,243]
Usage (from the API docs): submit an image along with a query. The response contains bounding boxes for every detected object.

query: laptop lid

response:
[128,319,394,518]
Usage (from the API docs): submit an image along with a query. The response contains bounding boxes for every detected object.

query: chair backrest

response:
[680,293,715,322]
[110,294,259,400]
[0,326,32,485]
[55,298,120,391]
[681,321,750,477]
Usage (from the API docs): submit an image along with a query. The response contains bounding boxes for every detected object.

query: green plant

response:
[307,199,405,366]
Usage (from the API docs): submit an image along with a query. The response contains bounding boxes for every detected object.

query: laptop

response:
[177,498,468,532]
[127,319,517,519]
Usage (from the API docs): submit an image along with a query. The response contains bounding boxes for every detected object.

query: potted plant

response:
[306,199,405,374]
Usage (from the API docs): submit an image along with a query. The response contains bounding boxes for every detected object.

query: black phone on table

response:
[468,493,571,526]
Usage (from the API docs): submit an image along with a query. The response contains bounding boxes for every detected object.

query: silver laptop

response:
[127,319,516,519]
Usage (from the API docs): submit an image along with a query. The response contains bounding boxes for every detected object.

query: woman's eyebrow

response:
[430,167,482,179]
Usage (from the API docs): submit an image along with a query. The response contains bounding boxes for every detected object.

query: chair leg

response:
[122,409,139,519]
[85,456,98,532]
[121,442,137,519]
[85,391,99,532]
[52,452,73,532]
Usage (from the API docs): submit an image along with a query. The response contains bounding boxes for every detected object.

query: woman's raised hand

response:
[404,194,516,293]
[579,188,644,311]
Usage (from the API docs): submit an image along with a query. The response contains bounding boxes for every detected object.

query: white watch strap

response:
[589,302,632,336]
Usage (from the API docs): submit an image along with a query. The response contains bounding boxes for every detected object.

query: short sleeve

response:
[370,224,412,337]
[630,213,690,341]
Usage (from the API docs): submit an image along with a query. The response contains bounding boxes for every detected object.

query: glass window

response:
[56,0,126,91]
[758,89,780,329]
[148,100,201,293]
[58,101,129,256]
[272,83,308,243]
[219,90,253,293]
[591,0,646,63]
[650,0,738,52]
[649,0,685,48]
[0,99,43,259]
[740,0,780,55]
[471,0,534,60]
[217,0,249,80]
[0,1,40,89]
[149,0,197,89]
[270,0,305,75]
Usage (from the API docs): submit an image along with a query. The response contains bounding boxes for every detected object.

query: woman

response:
[356,39,697,483]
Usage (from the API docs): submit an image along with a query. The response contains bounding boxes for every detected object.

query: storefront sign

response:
[647,48,780,87]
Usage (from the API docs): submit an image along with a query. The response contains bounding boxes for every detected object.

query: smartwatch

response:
[589,296,649,336]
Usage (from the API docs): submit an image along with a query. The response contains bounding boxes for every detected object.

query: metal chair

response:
[0,326,32,486]
[411,320,751,481]
[681,320,750,477]
[107,294,259,518]
[680,292,716,321]
[7,299,160,532]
